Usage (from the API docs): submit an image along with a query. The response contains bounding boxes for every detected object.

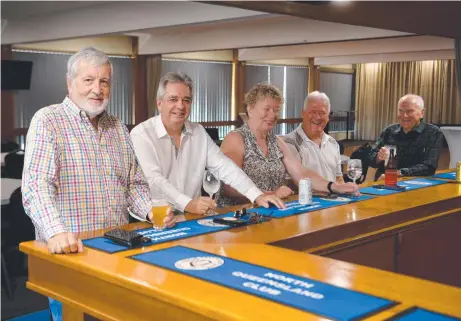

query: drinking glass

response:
[384,145,397,166]
[347,159,363,185]
[151,199,169,231]
[202,170,220,215]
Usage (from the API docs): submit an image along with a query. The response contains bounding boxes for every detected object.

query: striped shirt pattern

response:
[22,97,152,241]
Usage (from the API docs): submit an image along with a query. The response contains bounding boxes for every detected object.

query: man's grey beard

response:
[81,99,109,118]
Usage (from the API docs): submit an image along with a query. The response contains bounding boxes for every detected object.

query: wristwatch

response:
[327,181,335,194]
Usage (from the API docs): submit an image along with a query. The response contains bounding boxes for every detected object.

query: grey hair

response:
[157,71,194,100]
[304,91,331,113]
[398,94,424,110]
[67,47,113,81]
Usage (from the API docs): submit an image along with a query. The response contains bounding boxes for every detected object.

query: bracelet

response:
[327,181,335,194]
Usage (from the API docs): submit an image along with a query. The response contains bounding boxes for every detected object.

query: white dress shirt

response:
[284,125,342,182]
[130,116,263,212]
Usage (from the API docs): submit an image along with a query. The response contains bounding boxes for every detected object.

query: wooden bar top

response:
[79,174,461,255]
[20,241,461,321]
[20,172,461,320]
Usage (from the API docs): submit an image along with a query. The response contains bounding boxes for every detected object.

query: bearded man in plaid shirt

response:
[22,47,178,321]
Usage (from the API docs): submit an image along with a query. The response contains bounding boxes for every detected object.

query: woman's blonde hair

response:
[244,83,284,114]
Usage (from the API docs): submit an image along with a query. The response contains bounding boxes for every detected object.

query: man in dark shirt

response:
[368,94,443,178]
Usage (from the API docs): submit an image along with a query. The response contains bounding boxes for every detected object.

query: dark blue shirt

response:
[368,120,444,177]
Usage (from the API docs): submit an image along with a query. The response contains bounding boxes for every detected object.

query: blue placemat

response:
[83,212,258,254]
[388,307,460,321]
[131,246,395,321]
[433,172,457,180]
[360,178,448,196]
[248,194,374,218]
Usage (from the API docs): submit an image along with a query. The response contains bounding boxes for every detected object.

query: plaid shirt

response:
[368,120,444,177]
[22,97,152,241]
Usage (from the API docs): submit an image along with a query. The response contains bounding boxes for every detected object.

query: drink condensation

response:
[299,178,312,205]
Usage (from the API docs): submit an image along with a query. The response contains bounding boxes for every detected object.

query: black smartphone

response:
[213,218,247,227]
[372,184,406,191]
[104,228,147,247]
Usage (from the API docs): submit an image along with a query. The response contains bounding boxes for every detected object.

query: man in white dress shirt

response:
[284,91,344,183]
[131,72,285,215]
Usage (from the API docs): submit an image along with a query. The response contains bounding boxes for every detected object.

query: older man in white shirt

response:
[284,91,344,183]
[131,72,285,215]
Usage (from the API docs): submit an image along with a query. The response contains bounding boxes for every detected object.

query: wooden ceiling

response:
[206,1,461,39]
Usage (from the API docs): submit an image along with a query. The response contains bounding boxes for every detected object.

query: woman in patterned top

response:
[216,83,358,207]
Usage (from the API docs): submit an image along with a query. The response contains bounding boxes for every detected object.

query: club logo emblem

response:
[175,256,224,270]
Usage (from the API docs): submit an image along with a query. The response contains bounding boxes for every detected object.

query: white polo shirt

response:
[284,125,342,182]
[130,116,262,212]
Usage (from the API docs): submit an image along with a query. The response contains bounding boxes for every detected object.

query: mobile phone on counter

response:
[104,228,150,247]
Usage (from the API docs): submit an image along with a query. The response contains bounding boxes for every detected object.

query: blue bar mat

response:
[83,211,264,254]
[249,194,374,218]
[131,246,396,321]
[433,172,457,180]
[386,307,461,321]
[360,178,448,196]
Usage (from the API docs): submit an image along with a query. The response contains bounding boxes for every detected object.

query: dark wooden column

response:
[1,45,15,140]
[307,57,320,93]
[131,37,148,127]
[232,49,246,125]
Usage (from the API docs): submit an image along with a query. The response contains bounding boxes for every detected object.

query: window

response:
[319,71,354,132]
[245,64,308,135]
[13,50,133,128]
[161,59,233,139]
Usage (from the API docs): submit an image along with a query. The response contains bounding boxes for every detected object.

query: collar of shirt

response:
[154,115,192,139]
[393,119,426,136]
[62,96,108,125]
[297,124,334,147]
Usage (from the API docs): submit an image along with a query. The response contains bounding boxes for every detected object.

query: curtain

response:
[356,60,461,140]
[455,39,461,101]
[161,59,233,139]
[146,54,162,118]
[13,50,133,127]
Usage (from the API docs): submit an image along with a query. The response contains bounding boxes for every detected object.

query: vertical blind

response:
[245,64,308,135]
[161,59,233,139]
[319,71,354,112]
[319,71,354,132]
[13,50,133,128]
